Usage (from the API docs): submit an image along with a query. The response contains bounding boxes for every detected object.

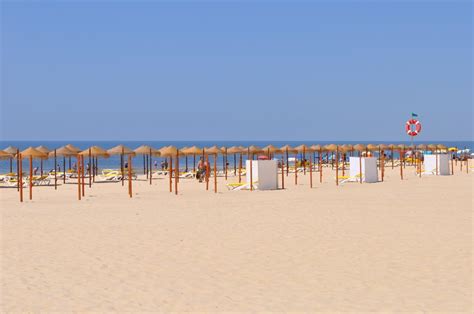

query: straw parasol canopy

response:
[159,146,178,157]
[437,144,447,150]
[205,146,221,155]
[377,144,388,150]
[49,146,75,157]
[247,145,263,154]
[79,146,109,157]
[416,144,427,150]
[294,144,312,152]
[181,146,202,155]
[227,146,243,154]
[263,144,281,154]
[0,150,13,159]
[107,144,136,156]
[65,144,81,153]
[35,145,51,155]
[325,144,338,151]
[397,144,406,150]
[427,144,437,151]
[280,144,297,153]
[20,147,48,158]
[353,144,366,151]
[366,144,378,151]
[3,146,18,155]
[134,145,157,155]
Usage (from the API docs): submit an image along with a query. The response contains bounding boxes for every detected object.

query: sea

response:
[1,140,472,174]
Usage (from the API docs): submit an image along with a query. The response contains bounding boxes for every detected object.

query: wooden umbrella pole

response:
[169,156,173,193]
[175,153,179,195]
[319,149,323,183]
[185,155,188,173]
[206,153,210,191]
[221,152,225,179]
[286,148,289,176]
[281,154,285,189]
[120,153,124,186]
[400,150,404,180]
[149,150,153,185]
[19,154,23,202]
[81,154,85,196]
[77,155,81,200]
[16,149,20,192]
[336,147,339,186]
[381,150,385,181]
[214,153,217,193]
[29,155,33,200]
[193,154,196,173]
[146,154,149,179]
[309,151,313,188]
[54,149,57,190]
[342,153,345,177]
[9,157,12,173]
[143,155,146,175]
[359,151,363,184]
[128,154,132,198]
[238,153,242,183]
[88,148,92,188]
[250,154,253,191]
[303,147,306,175]
[225,148,228,180]
[233,153,236,175]
[294,152,298,185]
[63,156,66,184]
[40,159,43,176]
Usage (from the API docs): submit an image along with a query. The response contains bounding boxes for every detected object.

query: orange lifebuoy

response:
[405,119,421,136]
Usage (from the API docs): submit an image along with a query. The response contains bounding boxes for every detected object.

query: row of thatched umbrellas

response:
[1,143,466,202]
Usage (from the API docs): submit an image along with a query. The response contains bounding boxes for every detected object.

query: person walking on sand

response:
[197,157,206,183]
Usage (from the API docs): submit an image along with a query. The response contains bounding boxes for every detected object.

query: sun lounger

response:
[226,181,258,191]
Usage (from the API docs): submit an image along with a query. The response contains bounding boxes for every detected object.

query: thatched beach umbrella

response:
[65,144,81,170]
[108,145,135,187]
[49,146,75,187]
[181,146,201,174]
[134,145,157,181]
[35,145,51,175]
[0,150,14,176]
[280,145,296,177]
[20,147,47,201]
[205,146,220,193]
[311,144,323,183]
[79,146,109,194]
[160,146,179,194]
[295,144,312,186]
[3,146,18,173]
[227,146,243,181]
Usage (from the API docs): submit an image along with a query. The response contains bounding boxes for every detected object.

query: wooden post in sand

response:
[77,155,81,200]
[54,149,57,190]
[303,146,306,175]
[225,147,228,180]
[359,151,363,184]
[206,153,210,191]
[169,156,173,193]
[128,154,132,198]
[381,150,385,181]
[281,154,285,189]
[16,149,20,192]
[214,153,217,193]
[286,148,289,176]
[81,155,85,197]
[309,151,313,188]
[319,148,323,183]
[400,149,404,180]
[149,148,153,185]
[88,148,92,188]
[294,152,298,185]
[238,153,242,183]
[19,153,23,202]
[175,152,179,195]
[335,146,339,186]
[29,155,33,200]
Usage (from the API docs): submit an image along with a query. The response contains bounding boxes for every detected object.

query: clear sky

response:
[1,0,472,141]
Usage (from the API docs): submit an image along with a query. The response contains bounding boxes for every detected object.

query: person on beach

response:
[197,157,205,182]
[124,162,128,169]
[33,167,38,175]
[154,160,158,169]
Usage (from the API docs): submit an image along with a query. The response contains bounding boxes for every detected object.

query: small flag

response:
[411,112,418,117]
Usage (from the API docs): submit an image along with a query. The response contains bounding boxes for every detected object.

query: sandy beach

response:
[1,165,472,312]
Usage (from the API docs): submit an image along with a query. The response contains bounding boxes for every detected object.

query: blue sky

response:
[1,0,472,141]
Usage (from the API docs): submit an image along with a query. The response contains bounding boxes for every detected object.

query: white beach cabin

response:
[246,160,278,190]
[423,154,450,175]
[349,157,378,183]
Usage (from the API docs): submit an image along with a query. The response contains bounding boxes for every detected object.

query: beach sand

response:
[1,166,472,312]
